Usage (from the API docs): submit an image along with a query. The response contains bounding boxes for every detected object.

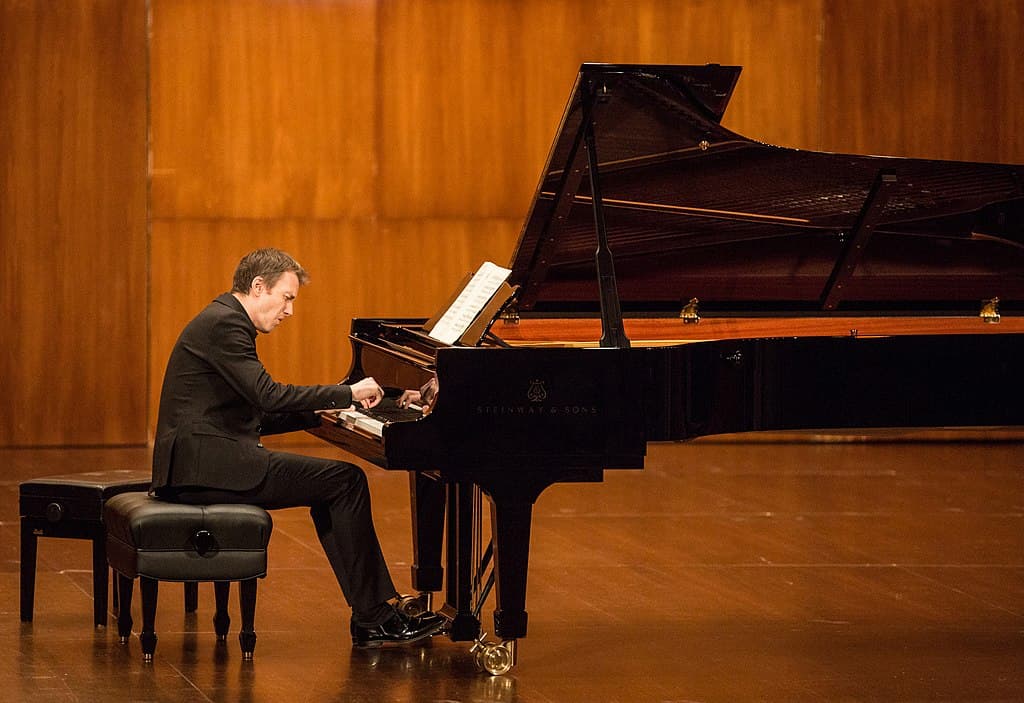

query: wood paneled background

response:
[2,0,1021,447]
[1,0,148,446]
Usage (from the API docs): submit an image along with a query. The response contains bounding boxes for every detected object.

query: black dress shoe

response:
[351,609,446,648]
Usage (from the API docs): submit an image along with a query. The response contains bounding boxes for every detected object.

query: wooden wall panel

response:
[0,0,148,446]
[149,0,377,218]
[378,0,824,219]
[821,0,1023,162]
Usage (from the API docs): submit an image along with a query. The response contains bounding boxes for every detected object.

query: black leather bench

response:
[19,469,158,626]
[104,492,273,661]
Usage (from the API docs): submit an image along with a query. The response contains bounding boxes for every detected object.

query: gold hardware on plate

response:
[980,297,1000,324]
[499,306,520,324]
[680,298,700,324]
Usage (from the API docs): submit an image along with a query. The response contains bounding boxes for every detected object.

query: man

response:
[151,247,443,647]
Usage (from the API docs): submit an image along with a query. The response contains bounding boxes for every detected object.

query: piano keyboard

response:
[336,408,385,436]
[335,401,424,438]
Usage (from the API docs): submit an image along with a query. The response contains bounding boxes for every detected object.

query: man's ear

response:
[250,276,265,295]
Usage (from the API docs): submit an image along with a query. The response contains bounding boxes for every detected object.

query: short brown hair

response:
[231,248,310,293]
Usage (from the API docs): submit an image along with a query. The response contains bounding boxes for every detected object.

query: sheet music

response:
[428,261,512,344]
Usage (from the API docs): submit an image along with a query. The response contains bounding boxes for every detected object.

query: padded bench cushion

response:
[20,469,152,522]
[104,493,272,582]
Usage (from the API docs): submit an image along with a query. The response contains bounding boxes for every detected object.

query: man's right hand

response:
[349,377,384,408]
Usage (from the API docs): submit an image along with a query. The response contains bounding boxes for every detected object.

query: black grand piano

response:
[310,63,1024,674]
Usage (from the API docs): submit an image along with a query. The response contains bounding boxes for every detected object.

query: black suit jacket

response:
[152,293,352,492]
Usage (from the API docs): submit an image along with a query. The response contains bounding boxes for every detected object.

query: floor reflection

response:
[338,641,519,703]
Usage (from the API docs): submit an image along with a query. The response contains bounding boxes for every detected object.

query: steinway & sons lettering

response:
[475,405,599,416]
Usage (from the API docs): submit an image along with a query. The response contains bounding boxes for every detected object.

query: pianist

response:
[151,247,445,647]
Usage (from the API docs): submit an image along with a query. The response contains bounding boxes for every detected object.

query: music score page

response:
[428,261,512,344]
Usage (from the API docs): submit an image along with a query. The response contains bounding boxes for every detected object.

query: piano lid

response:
[509,63,1024,316]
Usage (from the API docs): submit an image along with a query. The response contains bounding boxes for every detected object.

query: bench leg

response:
[140,576,158,662]
[238,579,258,660]
[90,531,108,628]
[213,581,231,641]
[20,519,37,622]
[185,582,199,613]
[116,572,134,643]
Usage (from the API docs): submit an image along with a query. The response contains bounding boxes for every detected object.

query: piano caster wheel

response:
[397,593,430,618]
[471,634,516,676]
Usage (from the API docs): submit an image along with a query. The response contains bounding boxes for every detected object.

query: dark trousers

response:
[170,451,398,624]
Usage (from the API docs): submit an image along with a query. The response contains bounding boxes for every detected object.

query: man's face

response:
[249,271,299,333]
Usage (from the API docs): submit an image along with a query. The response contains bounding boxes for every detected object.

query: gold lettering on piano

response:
[475,379,601,414]
[476,405,599,416]
[527,379,548,402]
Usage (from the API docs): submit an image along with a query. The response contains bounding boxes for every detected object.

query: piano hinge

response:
[980,297,1001,324]
[680,297,701,324]
[499,304,520,325]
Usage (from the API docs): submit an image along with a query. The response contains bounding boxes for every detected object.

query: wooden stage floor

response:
[2,439,1022,702]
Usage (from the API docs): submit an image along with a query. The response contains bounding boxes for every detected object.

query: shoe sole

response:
[352,620,446,649]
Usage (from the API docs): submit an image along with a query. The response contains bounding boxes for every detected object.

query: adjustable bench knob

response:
[192,529,217,556]
[45,502,64,522]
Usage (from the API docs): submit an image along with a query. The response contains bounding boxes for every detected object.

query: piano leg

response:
[408,471,445,596]
[440,481,482,641]
[437,471,603,673]
[466,473,564,675]
[484,492,533,641]
[485,473,578,641]
[477,472,579,642]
